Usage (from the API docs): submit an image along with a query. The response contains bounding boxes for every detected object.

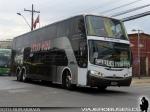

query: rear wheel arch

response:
[16,67,21,75]
[62,68,73,89]
[21,66,26,74]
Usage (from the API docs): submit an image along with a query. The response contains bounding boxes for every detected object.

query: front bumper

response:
[87,74,132,87]
[0,68,10,75]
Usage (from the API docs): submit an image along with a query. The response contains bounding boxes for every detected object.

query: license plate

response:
[111,82,118,85]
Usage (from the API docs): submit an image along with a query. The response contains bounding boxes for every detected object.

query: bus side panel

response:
[52,37,78,84]
[12,24,57,79]
[54,66,65,84]
[11,15,87,86]
[77,68,88,86]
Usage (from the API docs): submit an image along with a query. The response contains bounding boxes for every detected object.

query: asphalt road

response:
[0,76,150,112]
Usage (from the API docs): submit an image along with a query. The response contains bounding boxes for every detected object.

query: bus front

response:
[86,15,132,88]
[0,49,11,75]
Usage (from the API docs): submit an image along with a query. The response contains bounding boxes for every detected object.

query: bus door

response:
[78,40,88,86]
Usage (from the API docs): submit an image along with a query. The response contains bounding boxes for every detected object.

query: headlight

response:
[90,70,103,77]
[90,70,99,75]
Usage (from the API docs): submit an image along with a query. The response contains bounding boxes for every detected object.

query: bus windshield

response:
[89,40,131,68]
[86,15,128,40]
[0,49,11,67]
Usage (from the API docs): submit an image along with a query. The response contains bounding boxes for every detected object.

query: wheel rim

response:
[22,72,26,81]
[66,76,71,88]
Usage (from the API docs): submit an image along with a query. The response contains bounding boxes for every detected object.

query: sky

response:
[0,0,150,40]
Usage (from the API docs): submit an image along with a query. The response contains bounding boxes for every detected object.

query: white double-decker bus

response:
[12,14,132,90]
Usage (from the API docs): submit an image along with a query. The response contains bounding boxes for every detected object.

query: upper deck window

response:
[86,15,128,40]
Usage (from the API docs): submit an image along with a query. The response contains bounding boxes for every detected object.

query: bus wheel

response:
[17,70,21,81]
[65,75,72,89]
[22,70,27,82]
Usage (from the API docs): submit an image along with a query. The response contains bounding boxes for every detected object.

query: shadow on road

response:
[13,79,131,95]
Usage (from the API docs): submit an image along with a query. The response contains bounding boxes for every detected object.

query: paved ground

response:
[0,76,149,112]
[131,77,150,86]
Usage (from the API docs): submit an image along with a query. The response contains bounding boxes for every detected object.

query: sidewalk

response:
[131,77,150,86]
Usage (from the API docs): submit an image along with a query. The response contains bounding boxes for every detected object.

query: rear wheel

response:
[16,70,21,81]
[22,70,27,82]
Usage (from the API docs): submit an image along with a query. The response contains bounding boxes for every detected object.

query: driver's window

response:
[79,40,87,68]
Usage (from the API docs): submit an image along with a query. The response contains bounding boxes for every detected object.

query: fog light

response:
[124,74,128,77]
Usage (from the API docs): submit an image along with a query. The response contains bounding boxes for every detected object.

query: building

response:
[0,40,12,49]
[129,33,150,77]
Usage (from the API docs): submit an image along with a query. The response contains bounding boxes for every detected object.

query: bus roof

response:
[13,14,120,40]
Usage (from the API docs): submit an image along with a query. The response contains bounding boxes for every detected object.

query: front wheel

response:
[65,75,72,89]
[62,72,73,90]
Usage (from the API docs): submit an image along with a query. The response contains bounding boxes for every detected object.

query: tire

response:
[16,70,22,81]
[62,75,66,88]
[65,75,72,89]
[22,70,27,82]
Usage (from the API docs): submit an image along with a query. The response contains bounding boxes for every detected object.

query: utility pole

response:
[132,29,143,79]
[24,4,40,31]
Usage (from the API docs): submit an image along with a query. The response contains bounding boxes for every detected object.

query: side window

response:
[47,24,57,39]
[78,18,86,35]
[57,21,69,38]
[55,50,68,66]
[23,47,31,61]
[69,16,86,36]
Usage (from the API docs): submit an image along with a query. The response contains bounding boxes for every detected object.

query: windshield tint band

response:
[86,15,128,40]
